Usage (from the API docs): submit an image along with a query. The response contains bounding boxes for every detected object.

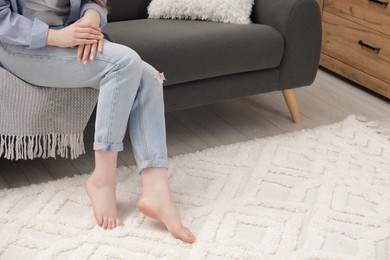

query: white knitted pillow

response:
[147,0,254,25]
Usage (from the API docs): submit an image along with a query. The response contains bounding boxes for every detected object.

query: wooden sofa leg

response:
[282,89,301,123]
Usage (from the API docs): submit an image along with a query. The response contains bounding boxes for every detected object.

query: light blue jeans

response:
[0,39,168,174]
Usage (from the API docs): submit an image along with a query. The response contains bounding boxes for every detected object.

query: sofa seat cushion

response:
[104,19,284,86]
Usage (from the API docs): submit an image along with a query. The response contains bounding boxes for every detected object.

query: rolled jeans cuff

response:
[93,142,124,152]
[137,159,169,175]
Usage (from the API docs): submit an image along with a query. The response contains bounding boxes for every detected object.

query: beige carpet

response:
[1,115,390,259]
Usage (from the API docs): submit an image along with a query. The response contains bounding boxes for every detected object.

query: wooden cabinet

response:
[318,0,390,99]
[316,0,324,12]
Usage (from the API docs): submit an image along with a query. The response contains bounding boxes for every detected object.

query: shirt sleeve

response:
[0,1,49,49]
[28,18,49,49]
[80,1,108,28]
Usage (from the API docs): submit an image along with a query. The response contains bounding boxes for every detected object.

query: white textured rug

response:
[1,115,390,259]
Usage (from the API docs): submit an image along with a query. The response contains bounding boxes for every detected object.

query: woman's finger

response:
[75,39,98,46]
[82,44,92,64]
[76,30,103,38]
[75,26,102,36]
[90,42,98,60]
[77,45,84,62]
[75,32,102,41]
[98,39,104,53]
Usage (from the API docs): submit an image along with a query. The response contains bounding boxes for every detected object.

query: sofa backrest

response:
[107,0,260,23]
[107,0,152,22]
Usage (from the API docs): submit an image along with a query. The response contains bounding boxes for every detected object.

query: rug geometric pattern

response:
[1,115,389,259]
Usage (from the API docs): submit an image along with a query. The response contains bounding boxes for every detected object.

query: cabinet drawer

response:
[322,11,390,84]
[324,0,390,35]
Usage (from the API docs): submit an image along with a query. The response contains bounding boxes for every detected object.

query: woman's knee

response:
[100,42,143,74]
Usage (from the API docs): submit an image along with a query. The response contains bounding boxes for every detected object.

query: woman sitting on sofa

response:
[0,0,195,243]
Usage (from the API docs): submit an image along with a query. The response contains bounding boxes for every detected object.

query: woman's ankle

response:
[140,168,169,193]
[91,150,119,187]
[88,172,116,188]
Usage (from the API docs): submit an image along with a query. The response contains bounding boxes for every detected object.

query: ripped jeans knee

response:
[154,71,166,84]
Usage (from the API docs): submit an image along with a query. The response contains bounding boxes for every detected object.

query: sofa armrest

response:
[252,0,322,89]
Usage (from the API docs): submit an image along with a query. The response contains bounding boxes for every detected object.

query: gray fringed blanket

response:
[0,66,99,160]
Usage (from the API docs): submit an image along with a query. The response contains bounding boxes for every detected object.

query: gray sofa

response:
[0,0,321,160]
[105,0,322,116]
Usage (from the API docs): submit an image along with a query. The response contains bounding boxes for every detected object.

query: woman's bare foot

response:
[85,151,123,230]
[85,175,123,229]
[137,168,196,244]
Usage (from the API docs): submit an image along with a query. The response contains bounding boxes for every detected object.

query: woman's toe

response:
[107,219,114,230]
[102,217,108,229]
[184,228,196,243]
[116,219,123,227]
[95,215,103,227]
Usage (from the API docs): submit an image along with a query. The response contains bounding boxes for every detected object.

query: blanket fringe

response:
[0,133,85,160]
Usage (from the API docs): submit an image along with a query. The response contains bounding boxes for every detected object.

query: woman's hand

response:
[77,39,104,64]
[47,19,103,48]
[75,9,103,64]
[46,9,104,64]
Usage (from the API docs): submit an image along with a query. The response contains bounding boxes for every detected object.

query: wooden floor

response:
[1,68,389,189]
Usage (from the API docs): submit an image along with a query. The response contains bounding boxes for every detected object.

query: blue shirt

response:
[0,0,108,49]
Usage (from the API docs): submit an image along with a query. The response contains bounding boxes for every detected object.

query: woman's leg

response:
[85,150,121,229]
[0,40,143,152]
[0,42,195,241]
[129,62,195,243]
[0,41,143,229]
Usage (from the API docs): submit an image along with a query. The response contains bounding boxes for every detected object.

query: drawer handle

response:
[358,40,381,53]
[368,0,389,7]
